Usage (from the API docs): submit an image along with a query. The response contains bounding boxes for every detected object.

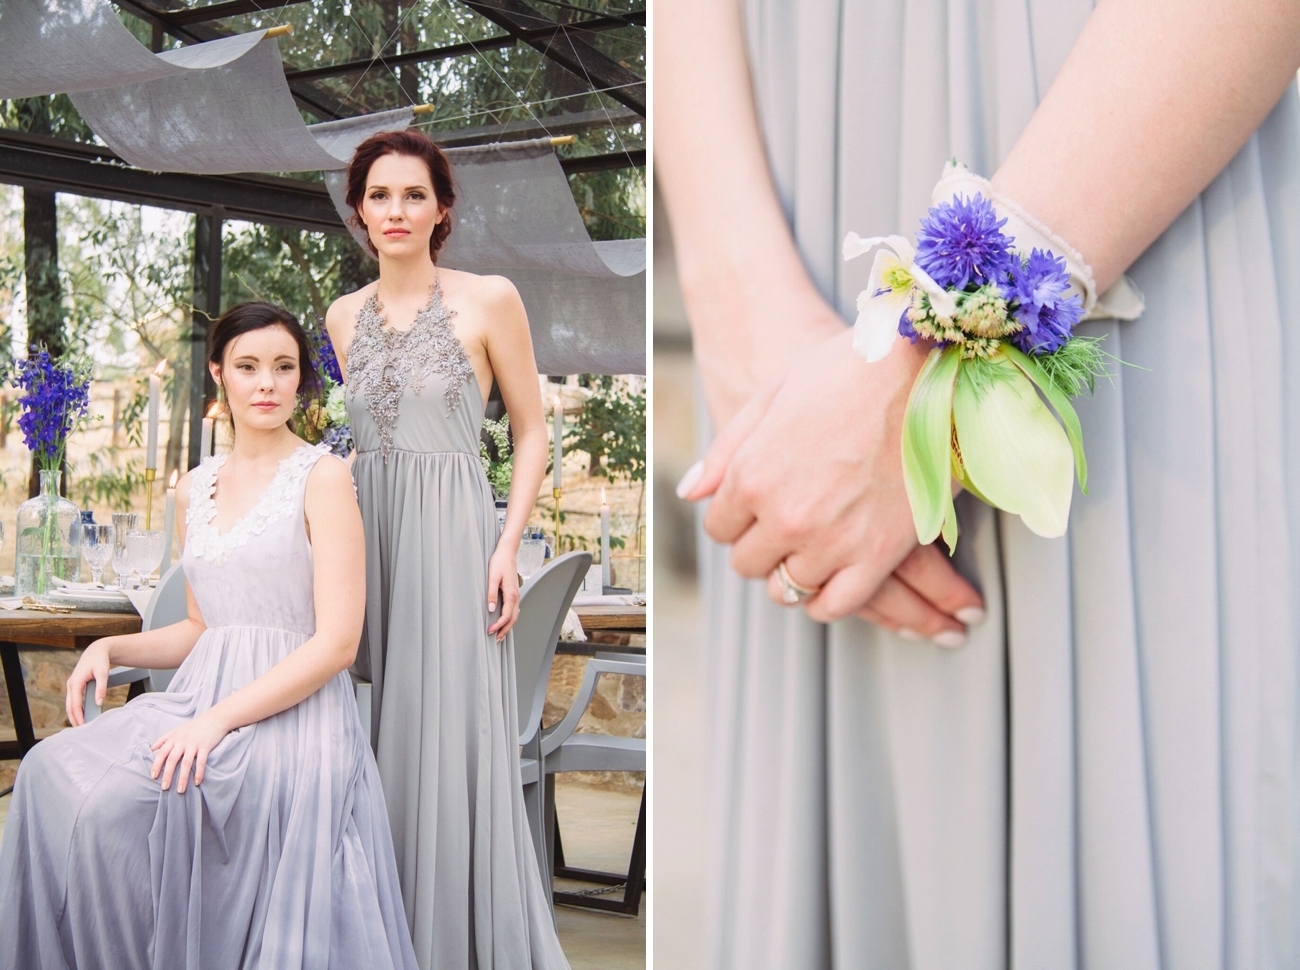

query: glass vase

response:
[16,469,82,597]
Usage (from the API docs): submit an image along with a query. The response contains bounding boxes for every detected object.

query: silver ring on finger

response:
[774,559,820,605]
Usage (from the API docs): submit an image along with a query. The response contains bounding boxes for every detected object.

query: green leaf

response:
[902,346,961,544]
[1002,344,1089,493]
[953,356,1074,538]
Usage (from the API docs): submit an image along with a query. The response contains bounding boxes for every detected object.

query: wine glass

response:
[81,524,114,586]
[125,530,166,589]
[111,513,138,588]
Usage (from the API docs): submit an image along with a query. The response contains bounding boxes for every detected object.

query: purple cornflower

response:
[308,317,343,386]
[12,349,92,470]
[914,194,1014,291]
[898,307,920,342]
[1006,249,1084,355]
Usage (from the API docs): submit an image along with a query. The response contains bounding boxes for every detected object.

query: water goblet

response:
[125,530,166,589]
[516,535,546,581]
[111,513,138,588]
[81,524,114,586]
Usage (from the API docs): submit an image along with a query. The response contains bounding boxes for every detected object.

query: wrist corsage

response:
[844,162,1143,549]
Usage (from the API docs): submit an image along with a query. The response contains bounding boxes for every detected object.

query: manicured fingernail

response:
[897,628,921,641]
[933,630,967,649]
[955,606,985,626]
[675,460,704,499]
[488,602,497,612]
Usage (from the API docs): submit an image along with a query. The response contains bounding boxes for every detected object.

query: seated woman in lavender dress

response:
[0,302,418,970]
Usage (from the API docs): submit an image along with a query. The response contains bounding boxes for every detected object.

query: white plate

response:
[45,588,139,613]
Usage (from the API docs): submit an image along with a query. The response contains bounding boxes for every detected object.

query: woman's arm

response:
[150,456,366,793]
[656,0,843,425]
[685,0,1300,627]
[659,0,982,638]
[65,473,207,725]
[483,276,547,639]
[994,0,1300,292]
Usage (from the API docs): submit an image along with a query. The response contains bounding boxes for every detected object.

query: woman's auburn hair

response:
[345,128,457,261]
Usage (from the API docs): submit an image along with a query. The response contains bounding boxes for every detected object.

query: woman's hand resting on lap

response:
[151,711,231,794]
[681,329,984,643]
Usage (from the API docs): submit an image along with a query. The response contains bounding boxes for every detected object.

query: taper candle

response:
[600,487,611,590]
[161,469,178,570]
[200,400,219,460]
[552,393,563,489]
[145,360,165,471]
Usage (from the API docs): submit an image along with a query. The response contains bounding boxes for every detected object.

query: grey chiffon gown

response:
[0,443,418,970]
[703,2,1300,968]
[345,283,568,970]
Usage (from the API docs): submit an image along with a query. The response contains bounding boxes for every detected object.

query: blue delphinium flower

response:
[13,350,92,469]
[309,316,343,386]
[914,194,1013,291]
[1006,249,1084,355]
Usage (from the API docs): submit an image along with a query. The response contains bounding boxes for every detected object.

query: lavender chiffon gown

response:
[0,443,418,970]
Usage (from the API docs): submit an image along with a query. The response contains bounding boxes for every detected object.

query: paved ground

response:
[553,781,647,969]
[0,780,645,967]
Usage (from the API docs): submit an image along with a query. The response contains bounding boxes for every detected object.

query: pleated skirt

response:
[702,2,1300,967]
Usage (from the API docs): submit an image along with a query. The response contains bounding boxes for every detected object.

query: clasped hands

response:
[66,639,231,794]
[678,328,985,645]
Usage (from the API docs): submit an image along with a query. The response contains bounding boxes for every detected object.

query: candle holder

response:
[552,487,562,553]
[144,467,156,530]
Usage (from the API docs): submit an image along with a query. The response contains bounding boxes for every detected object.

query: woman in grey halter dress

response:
[662,1,1300,967]
[325,131,565,968]
[0,302,417,969]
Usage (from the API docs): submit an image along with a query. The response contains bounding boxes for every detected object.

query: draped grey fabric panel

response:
[505,261,645,375]
[67,41,411,174]
[326,139,647,375]
[0,0,265,99]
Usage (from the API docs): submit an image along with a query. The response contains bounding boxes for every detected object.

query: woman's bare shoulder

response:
[325,281,378,326]
[305,451,354,495]
[439,267,521,308]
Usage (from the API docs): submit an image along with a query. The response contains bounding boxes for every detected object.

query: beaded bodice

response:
[344,281,476,460]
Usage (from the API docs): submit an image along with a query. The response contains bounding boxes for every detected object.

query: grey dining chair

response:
[540,653,646,915]
[83,561,187,721]
[513,550,593,900]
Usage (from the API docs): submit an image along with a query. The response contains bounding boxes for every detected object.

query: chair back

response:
[514,551,591,747]
[141,561,188,691]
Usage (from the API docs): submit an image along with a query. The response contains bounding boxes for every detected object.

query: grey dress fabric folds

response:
[702,1,1300,968]
[0,444,418,970]
[346,285,568,970]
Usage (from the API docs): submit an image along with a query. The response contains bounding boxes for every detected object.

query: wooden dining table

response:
[567,604,646,656]
[0,610,141,761]
[0,603,650,759]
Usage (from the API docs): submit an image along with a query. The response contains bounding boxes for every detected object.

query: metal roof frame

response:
[0,127,642,232]
[107,0,646,125]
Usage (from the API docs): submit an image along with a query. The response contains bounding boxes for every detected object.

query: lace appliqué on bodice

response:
[186,444,328,566]
[345,281,476,459]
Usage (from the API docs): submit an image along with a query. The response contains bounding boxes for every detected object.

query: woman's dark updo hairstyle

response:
[208,301,322,419]
[345,128,456,261]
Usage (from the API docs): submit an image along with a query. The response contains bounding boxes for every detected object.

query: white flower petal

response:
[852,285,906,363]
[842,232,916,264]
[910,264,958,319]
